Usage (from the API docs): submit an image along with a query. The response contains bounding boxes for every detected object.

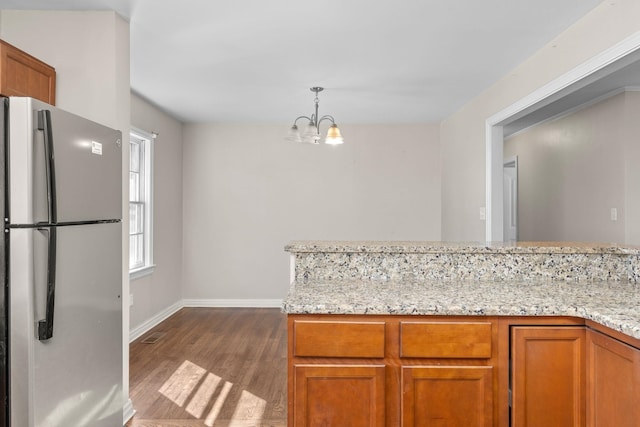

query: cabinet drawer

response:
[293,320,385,358]
[400,322,492,358]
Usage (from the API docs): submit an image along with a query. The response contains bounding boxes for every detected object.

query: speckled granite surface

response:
[286,241,640,282]
[285,240,640,254]
[282,279,640,340]
[283,241,640,340]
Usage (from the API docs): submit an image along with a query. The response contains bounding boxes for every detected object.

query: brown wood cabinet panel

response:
[293,320,385,358]
[0,40,55,104]
[511,326,585,427]
[587,329,640,427]
[293,364,385,427]
[402,366,493,427]
[400,321,492,358]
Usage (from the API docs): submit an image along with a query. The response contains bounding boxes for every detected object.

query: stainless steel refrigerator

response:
[0,97,123,426]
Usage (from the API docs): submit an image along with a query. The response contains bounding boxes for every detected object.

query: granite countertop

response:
[285,240,640,254]
[282,279,640,340]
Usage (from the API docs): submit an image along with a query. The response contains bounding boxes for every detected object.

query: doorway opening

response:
[485,31,640,241]
[503,157,518,242]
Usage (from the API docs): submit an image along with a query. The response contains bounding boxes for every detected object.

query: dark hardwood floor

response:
[126,307,287,427]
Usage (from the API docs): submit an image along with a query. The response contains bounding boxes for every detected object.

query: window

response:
[129,128,154,278]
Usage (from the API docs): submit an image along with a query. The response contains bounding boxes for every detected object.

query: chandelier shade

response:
[286,124,303,143]
[325,124,344,145]
[286,87,344,145]
[301,122,320,144]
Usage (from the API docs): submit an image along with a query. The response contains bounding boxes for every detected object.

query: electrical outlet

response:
[611,208,618,221]
[130,294,134,306]
[479,207,486,221]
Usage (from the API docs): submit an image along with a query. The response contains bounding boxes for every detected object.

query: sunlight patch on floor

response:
[204,380,232,426]
[186,372,222,418]
[159,360,207,407]
[228,390,266,426]
[158,360,267,426]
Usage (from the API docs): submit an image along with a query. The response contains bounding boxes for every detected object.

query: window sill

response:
[129,264,156,281]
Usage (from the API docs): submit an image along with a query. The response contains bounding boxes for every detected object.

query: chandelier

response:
[286,87,344,145]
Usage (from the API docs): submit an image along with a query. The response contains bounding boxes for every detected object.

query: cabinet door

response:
[293,364,385,427]
[402,366,493,427]
[511,327,585,427]
[0,40,56,104]
[587,329,640,427]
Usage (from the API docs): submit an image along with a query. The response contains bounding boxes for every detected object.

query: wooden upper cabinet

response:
[0,39,56,104]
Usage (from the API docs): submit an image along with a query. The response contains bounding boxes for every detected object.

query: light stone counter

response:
[282,278,640,340]
[286,241,640,282]
[285,240,640,254]
[283,241,640,340]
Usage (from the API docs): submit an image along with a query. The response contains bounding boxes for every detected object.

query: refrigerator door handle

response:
[36,227,57,341]
[37,110,58,224]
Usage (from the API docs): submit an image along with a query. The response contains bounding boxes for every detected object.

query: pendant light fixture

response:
[286,87,344,145]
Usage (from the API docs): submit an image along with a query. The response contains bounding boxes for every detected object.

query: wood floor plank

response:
[129,420,286,427]
[127,308,287,427]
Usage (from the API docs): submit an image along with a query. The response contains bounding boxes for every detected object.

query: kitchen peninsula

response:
[282,241,640,427]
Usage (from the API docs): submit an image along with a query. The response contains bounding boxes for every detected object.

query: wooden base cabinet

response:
[511,326,586,427]
[288,316,498,427]
[587,329,640,427]
[294,364,386,427]
[288,315,640,427]
[402,366,493,427]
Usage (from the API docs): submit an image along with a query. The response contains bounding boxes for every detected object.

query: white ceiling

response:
[1,0,605,124]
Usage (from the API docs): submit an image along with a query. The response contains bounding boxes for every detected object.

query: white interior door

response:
[503,157,518,241]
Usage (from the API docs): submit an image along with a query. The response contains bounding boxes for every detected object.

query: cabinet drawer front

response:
[293,320,385,358]
[400,322,492,358]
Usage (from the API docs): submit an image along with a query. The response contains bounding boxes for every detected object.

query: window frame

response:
[129,127,155,279]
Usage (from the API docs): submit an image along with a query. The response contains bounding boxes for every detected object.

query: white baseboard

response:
[123,398,135,426]
[129,299,283,342]
[129,301,183,342]
[182,298,284,308]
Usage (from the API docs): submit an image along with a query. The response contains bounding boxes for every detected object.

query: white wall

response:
[0,9,132,421]
[129,93,184,332]
[182,123,441,301]
[0,10,128,128]
[440,1,640,241]
[504,91,632,243]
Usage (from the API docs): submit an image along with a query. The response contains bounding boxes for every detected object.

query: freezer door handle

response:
[37,227,57,341]
[37,110,58,224]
